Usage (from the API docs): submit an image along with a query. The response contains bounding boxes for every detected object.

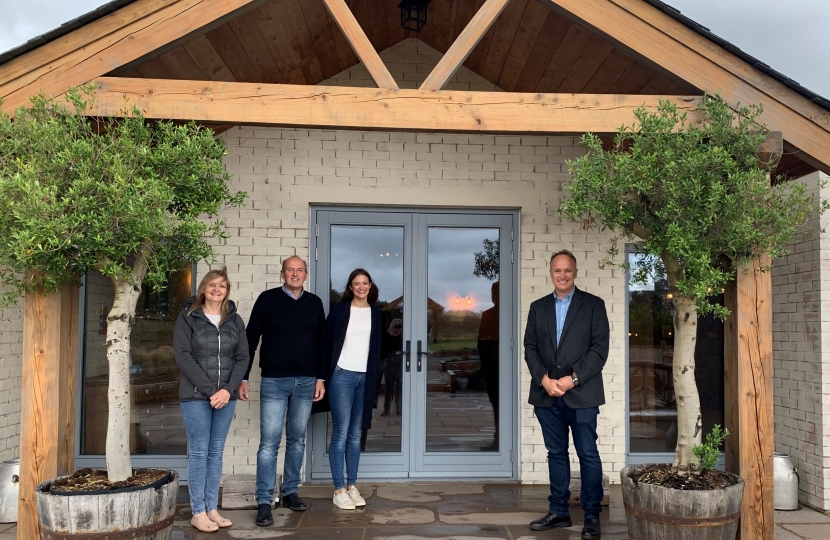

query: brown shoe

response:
[207,509,232,527]
[191,512,219,532]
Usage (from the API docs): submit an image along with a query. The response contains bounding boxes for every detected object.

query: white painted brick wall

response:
[217,126,626,483]
[0,284,22,461]
[772,171,830,509]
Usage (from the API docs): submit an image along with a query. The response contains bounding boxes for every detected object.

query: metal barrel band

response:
[623,502,740,527]
[40,514,175,539]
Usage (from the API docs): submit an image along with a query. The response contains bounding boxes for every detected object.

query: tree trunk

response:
[105,251,149,482]
[662,255,702,474]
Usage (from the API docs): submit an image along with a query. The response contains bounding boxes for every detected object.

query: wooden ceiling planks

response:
[512,11,568,92]
[496,0,548,91]
[272,0,326,83]
[181,35,237,82]
[252,2,307,84]
[479,0,528,82]
[159,46,209,81]
[120,0,703,97]
[556,35,614,93]
[229,11,287,83]
[206,24,262,82]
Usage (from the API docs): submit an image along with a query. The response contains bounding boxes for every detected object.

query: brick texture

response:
[772,171,830,509]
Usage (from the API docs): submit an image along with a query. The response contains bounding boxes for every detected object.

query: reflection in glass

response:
[426,228,500,452]
[82,268,192,455]
[627,252,724,453]
[327,226,404,453]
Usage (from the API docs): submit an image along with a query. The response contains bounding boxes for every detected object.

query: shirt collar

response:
[553,287,575,303]
[282,285,304,300]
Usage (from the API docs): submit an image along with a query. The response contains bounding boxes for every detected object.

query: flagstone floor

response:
[3,483,829,539]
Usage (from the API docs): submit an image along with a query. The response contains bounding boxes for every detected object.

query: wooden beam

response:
[535,0,830,174]
[18,282,79,539]
[724,255,774,540]
[0,0,268,115]
[89,77,700,132]
[421,0,512,91]
[321,0,398,89]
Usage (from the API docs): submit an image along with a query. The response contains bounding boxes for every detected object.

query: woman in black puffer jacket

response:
[174,266,250,532]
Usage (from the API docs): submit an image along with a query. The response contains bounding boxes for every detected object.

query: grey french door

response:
[309,208,517,479]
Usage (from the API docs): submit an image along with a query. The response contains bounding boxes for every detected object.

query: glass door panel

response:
[425,227,500,453]
[326,225,405,454]
[310,208,516,480]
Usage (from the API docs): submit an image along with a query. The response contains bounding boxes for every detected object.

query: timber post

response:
[724,255,775,540]
[18,281,79,539]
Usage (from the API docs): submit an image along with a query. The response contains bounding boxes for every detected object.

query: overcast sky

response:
[0,0,827,97]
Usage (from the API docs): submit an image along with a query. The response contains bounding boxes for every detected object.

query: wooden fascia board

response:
[420,0,512,91]
[89,76,699,132]
[536,0,830,174]
[322,0,398,89]
[0,0,267,115]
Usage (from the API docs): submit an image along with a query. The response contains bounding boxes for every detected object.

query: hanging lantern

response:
[398,0,431,32]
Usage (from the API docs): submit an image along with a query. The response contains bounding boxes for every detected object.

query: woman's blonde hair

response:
[188,266,232,323]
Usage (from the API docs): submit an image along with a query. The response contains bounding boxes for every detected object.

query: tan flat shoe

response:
[207,509,233,528]
[191,512,219,532]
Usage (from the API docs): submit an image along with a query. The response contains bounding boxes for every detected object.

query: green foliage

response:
[693,424,729,473]
[473,238,499,281]
[559,94,824,317]
[0,87,247,306]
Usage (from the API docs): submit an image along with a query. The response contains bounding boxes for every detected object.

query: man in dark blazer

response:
[524,249,609,540]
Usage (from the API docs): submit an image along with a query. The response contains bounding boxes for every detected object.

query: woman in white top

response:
[325,268,383,509]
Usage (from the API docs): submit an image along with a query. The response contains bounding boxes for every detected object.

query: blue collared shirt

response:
[554,288,575,345]
[282,285,304,300]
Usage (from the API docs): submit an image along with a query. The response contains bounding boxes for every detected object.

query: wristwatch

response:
[571,373,580,387]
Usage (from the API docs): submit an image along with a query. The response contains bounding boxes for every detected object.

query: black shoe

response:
[529,512,572,531]
[255,503,274,527]
[282,492,308,511]
[582,517,601,539]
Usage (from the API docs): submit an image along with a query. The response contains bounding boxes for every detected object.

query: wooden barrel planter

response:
[620,465,743,540]
[33,470,179,539]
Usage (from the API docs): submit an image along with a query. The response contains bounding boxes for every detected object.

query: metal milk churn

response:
[0,459,19,523]
[774,452,799,510]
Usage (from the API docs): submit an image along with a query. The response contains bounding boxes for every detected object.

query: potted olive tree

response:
[0,88,246,536]
[559,95,823,539]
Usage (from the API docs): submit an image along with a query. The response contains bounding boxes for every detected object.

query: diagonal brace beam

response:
[322,0,398,89]
[421,0,512,91]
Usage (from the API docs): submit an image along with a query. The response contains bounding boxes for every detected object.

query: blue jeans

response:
[535,399,603,519]
[328,367,365,490]
[180,399,237,515]
[256,376,316,504]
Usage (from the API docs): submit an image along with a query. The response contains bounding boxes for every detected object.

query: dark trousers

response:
[535,398,603,519]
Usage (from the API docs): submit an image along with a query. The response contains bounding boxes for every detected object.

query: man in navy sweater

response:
[240,255,327,526]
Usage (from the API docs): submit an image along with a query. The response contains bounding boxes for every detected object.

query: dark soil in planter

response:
[49,468,169,495]
[633,463,739,490]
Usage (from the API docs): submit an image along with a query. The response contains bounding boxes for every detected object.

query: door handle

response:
[416,340,431,372]
[404,340,411,372]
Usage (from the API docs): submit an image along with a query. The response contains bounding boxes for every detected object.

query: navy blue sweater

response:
[245,288,328,380]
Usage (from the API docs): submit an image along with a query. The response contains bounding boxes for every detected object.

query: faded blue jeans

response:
[328,366,366,490]
[256,376,316,505]
[180,399,237,515]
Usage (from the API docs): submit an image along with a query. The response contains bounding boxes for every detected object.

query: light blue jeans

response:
[180,399,237,515]
[328,367,365,490]
[255,376,316,505]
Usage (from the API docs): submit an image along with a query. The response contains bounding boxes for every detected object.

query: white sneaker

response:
[333,490,355,510]
[347,486,366,507]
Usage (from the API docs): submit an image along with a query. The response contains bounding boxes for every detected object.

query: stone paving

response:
[2,483,829,538]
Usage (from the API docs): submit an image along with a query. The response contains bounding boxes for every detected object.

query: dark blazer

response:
[312,301,383,430]
[524,287,610,409]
